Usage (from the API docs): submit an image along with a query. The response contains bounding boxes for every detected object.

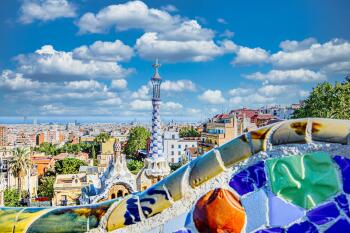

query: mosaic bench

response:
[1,118,350,233]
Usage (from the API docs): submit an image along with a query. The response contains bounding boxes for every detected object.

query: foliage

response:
[4,188,21,207]
[292,81,350,119]
[170,155,189,172]
[8,148,31,197]
[37,175,55,199]
[94,132,111,144]
[127,160,144,175]
[34,142,59,155]
[179,126,200,138]
[54,158,87,174]
[124,126,150,159]
[59,143,82,154]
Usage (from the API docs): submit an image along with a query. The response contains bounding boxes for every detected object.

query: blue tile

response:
[229,161,266,195]
[325,218,350,233]
[255,227,285,233]
[307,202,339,225]
[335,194,350,218]
[333,156,350,194]
[287,221,318,233]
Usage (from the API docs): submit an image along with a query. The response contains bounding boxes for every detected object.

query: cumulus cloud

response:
[246,69,326,84]
[220,29,234,38]
[111,79,127,89]
[271,38,350,70]
[232,46,270,65]
[136,33,234,62]
[198,89,225,104]
[15,45,132,79]
[64,80,106,90]
[0,70,42,90]
[130,99,182,110]
[131,85,150,99]
[228,87,254,96]
[73,40,134,62]
[20,0,76,24]
[77,0,180,34]
[162,80,196,92]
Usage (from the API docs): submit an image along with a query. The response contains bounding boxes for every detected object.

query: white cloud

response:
[130,99,182,110]
[77,0,179,34]
[257,85,290,96]
[198,89,225,104]
[136,33,234,62]
[73,40,134,62]
[246,69,326,84]
[15,45,132,79]
[228,87,253,96]
[160,4,178,12]
[162,80,196,92]
[111,79,127,89]
[279,38,318,52]
[20,0,76,24]
[232,46,270,65]
[131,85,150,99]
[217,18,228,24]
[271,39,350,69]
[0,70,41,90]
[64,80,106,90]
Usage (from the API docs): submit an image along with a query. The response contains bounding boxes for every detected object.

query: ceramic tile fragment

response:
[241,189,268,233]
[173,228,192,233]
[268,193,304,226]
[325,218,350,233]
[287,221,318,233]
[229,161,266,195]
[163,213,187,233]
[255,227,285,233]
[193,188,246,233]
[334,194,350,217]
[333,155,350,194]
[267,152,340,209]
[307,202,339,225]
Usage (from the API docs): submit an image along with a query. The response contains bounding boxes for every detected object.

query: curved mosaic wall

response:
[0,118,350,233]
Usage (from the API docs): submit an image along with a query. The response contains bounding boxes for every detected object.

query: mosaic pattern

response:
[0,118,349,233]
[266,152,340,209]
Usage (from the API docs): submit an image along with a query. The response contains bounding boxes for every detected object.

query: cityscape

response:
[0,1,350,233]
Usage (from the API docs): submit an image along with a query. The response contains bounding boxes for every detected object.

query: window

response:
[172,134,175,139]
[171,144,174,149]
[192,145,195,147]
[178,151,181,155]
[171,151,174,155]
[185,145,188,148]
[178,145,181,149]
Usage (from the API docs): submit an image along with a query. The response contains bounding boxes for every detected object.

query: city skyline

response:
[1,0,350,123]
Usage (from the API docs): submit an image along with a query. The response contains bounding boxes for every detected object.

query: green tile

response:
[266,152,340,209]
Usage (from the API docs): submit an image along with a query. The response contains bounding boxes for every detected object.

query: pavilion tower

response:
[136,60,170,191]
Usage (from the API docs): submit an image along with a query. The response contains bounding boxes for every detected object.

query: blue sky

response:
[0,0,349,123]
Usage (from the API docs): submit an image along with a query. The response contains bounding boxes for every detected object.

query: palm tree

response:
[8,148,31,199]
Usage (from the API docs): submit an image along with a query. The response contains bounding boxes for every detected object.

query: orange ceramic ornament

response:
[193,188,246,233]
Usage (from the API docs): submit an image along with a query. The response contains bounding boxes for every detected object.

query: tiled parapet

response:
[271,119,309,145]
[255,227,285,233]
[189,149,225,188]
[287,221,318,233]
[324,218,350,233]
[229,161,266,196]
[311,118,350,144]
[249,124,276,153]
[333,155,350,194]
[266,152,340,210]
[335,194,350,217]
[192,188,246,233]
[307,202,340,225]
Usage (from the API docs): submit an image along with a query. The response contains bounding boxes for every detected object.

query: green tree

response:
[4,188,21,207]
[35,142,58,156]
[91,144,97,166]
[54,158,87,174]
[179,126,200,138]
[124,126,150,159]
[8,148,31,198]
[293,81,350,119]
[127,160,144,175]
[94,132,111,144]
[37,176,55,199]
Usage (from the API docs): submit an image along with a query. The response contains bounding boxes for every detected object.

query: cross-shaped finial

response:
[153,58,161,69]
